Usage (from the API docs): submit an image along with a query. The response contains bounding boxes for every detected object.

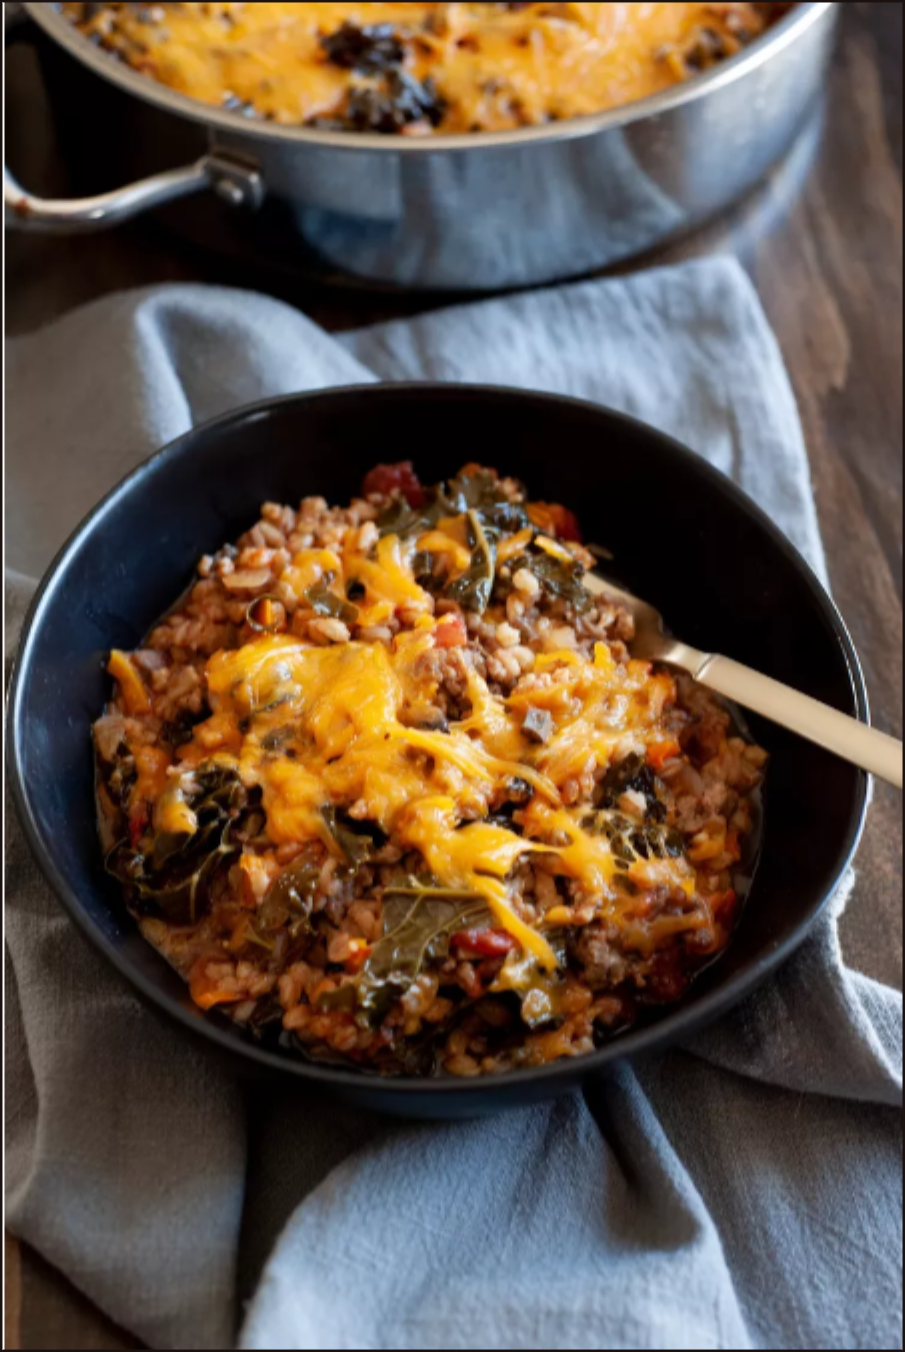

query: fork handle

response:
[695,655,903,789]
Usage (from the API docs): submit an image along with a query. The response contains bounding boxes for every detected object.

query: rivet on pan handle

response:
[4,151,263,234]
[4,3,264,232]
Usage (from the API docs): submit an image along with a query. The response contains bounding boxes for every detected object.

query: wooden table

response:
[5,4,902,1347]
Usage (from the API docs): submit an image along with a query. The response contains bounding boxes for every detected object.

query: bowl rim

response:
[7,382,870,1098]
[26,2,835,154]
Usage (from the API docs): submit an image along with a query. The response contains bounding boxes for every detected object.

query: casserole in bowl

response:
[8,384,869,1116]
[92,459,769,1081]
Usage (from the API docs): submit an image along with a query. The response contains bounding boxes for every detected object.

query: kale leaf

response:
[319,879,489,1028]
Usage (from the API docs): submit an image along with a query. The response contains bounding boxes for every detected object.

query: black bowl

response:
[8,384,869,1117]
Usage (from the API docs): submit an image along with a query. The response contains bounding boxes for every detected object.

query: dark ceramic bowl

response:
[8,385,869,1117]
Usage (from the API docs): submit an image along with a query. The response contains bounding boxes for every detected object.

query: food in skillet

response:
[94,463,767,1077]
[63,3,788,134]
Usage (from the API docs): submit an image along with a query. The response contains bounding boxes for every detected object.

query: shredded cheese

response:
[63,3,771,134]
[173,556,691,964]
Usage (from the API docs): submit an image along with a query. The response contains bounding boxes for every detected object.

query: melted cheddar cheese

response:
[96,463,769,1075]
[64,3,776,133]
[166,529,693,968]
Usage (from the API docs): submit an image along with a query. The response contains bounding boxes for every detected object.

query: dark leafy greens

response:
[375,468,533,615]
[597,752,667,822]
[376,466,591,614]
[319,878,490,1028]
[446,510,496,614]
[506,549,592,613]
[305,578,360,627]
[106,766,250,926]
[160,704,211,749]
[312,71,447,134]
[590,811,685,868]
[492,933,568,1029]
[375,470,529,541]
[320,806,382,867]
[374,492,436,539]
[97,741,137,806]
[445,468,531,534]
[254,854,320,943]
[320,21,405,75]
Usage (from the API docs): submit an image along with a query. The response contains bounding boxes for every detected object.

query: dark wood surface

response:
[5,4,902,1347]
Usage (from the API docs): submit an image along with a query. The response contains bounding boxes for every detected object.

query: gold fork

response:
[584,572,903,789]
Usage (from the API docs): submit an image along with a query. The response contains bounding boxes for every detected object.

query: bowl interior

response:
[9,386,868,1115]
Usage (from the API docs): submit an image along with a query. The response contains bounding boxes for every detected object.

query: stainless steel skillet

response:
[5,3,839,290]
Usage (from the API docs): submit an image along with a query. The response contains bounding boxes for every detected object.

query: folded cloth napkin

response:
[6,259,902,1352]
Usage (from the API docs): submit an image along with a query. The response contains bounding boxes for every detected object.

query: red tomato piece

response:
[129,803,149,849]
[434,613,468,648]
[549,503,583,543]
[361,461,425,508]
[450,928,518,958]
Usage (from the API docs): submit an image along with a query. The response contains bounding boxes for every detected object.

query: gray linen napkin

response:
[6,259,902,1352]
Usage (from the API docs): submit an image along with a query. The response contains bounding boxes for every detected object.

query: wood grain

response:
[758,5,903,983]
[654,1,903,987]
[5,1234,22,1351]
[4,4,902,1347]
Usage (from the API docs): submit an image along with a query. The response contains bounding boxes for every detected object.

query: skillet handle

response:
[4,153,263,233]
[4,5,263,233]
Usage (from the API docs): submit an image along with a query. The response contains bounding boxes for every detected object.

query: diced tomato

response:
[450,928,518,958]
[361,461,425,508]
[434,613,468,648]
[551,504,582,542]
